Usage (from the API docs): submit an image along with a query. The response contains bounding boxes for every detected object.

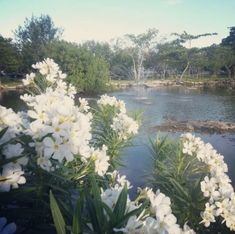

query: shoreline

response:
[1,79,235,93]
[111,79,235,90]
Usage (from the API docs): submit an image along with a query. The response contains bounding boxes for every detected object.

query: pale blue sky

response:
[0,0,234,47]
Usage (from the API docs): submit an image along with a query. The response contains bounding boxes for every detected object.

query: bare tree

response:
[124,29,158,82]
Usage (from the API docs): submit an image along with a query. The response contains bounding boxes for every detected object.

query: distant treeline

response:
[0,15,235,91]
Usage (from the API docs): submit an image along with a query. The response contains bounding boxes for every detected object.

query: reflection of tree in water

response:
[0,90,26,111]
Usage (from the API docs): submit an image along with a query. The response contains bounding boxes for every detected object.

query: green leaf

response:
[86,196,101,233]
[113,184,128,221]
[72,194,84,234]
[0,127,8,139]
[49,190,66,234]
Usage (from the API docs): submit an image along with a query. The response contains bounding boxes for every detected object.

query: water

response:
[1,87,235,192]
[110,86,235,191]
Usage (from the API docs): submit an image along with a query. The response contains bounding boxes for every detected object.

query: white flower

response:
[22,72,35,86]
[0,106,22,144]
[181,133,235,231]
[108,170,132,189]
[113,216,143,233]
[215,199,230,216]
[0,163,26,192]
[43,137,73,162]
[142,217,160,234]
[32,58,59,80]
[78,98,90,112]
[101,187,121,210]
[111,113,138,140]
[92,145,110,176]
[200,203,216,227]
[2,143,24,158]
[146,189,171,219]
[182,223,196,234]
[37,156,53,172]
[200,176,220,200]
[58,70,67,79]
[97,94,126,113]
[2,143,28,166]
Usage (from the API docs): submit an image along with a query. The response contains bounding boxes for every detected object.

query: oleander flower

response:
[111,113,139,140]
[0,106,22,144]
[181,133,235,230]
[0,163,26,192]
[78,98,90,113]
[22,72,35,86]
[97,94,126,113]
[91,145,110,176]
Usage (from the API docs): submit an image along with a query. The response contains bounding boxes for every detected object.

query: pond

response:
[1,86,235,193]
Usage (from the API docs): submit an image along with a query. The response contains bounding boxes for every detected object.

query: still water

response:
[1,87,235,191]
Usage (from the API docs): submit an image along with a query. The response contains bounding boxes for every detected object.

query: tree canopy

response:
[14,14,62,71]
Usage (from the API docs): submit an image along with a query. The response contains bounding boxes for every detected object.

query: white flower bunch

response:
[107,170,132,189]
[181,133,235,231]
[97,94,139,141]
[0,106,26,192]
[91,145,110,176]
[97,94,126,113]
[0,106,22,144]
[0,163,26,192]
[21,62,94,171]
[111,112,139,140]
[1,59,113,193]
[105,186,195,234]
[32,58,66,82]
[78,97,90,113]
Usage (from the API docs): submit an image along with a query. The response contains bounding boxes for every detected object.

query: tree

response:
[221,27,235,78]
[110,45,133,80]
[172,31,217,81]
[0,35,20,73]
[46,40,110,93]
[14,15,62,71]
[222,27,235,48]
[124,28,158,81]
[82,40,113,62]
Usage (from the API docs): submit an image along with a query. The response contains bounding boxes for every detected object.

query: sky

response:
[0,0,235,47]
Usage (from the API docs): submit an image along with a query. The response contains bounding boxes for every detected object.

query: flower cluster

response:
[181,133,235,231]
[0,106,26,192]
[97,94,126,113]
[101,179,195,234]
[97,94,139,140]
[22,85,92,170]
[111,112,139,140]
[1,59,113,191]
[22,58,67,85]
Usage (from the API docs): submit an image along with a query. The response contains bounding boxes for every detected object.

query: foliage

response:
[149,135,208,230]
[14,14,62,71]
[149,134,235,233]
[0,59,139,233]
[46,40,111,93]
[0,35,20,73]
[1,59,235,234]
[222,27,235,48]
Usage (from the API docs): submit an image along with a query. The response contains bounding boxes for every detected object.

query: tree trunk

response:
[179,62,190,82]
[225,65,231,79]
